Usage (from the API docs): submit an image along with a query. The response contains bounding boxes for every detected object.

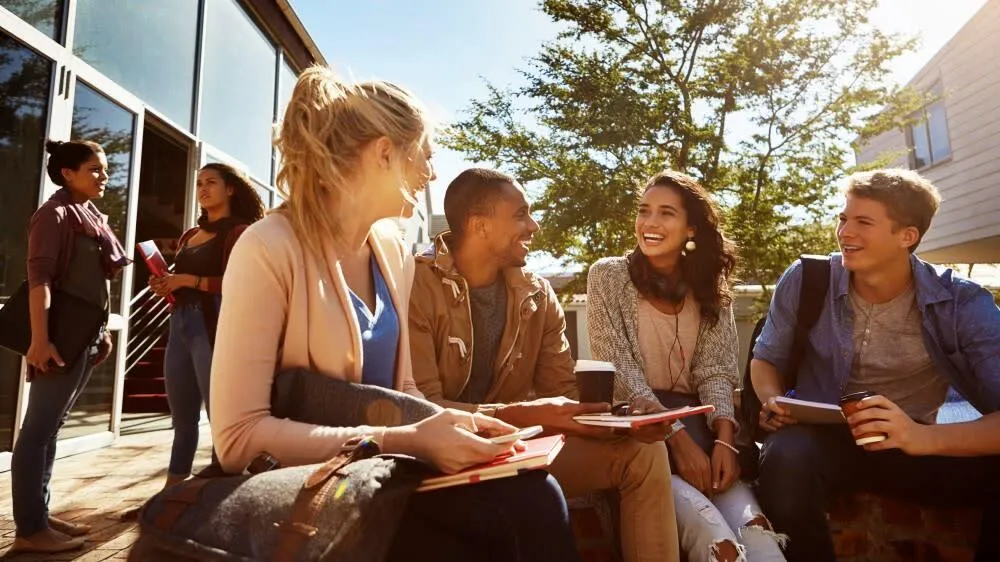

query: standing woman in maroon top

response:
[148,163,264,489]
[10,140,131,555]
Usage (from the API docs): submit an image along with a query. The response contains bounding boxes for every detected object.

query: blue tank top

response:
[348,255,399,389]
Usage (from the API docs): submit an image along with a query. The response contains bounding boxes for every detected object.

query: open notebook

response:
[573,404,716,429]
[417,434,565,492]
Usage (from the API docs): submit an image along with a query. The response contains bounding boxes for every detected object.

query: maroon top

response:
[26,189,129,290]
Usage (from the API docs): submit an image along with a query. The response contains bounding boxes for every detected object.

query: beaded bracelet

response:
[714,439,739,455]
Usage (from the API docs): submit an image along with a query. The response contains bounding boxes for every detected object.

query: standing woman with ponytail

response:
[10,140,130,554]
[147,163,264,489]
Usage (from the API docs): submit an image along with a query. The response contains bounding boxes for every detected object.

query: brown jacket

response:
[408,233,577,413]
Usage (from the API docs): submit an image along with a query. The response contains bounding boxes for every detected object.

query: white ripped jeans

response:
[672,476,787,562]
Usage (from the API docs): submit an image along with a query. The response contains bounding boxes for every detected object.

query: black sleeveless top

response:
[172,233,225,307]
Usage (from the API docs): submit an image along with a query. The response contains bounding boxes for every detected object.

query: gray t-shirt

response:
[843,285,949,424]
[459,278,508,404]
[60,234,110,312]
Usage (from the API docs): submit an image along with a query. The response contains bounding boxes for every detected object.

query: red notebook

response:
[573,404,716,429]
[136,240,174,304]
[417,434,566,492]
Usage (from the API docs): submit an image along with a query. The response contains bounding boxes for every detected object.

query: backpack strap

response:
[783,255,831,389]
[272,437,381,561]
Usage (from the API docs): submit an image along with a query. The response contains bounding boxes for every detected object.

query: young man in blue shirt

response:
[751,169,1000,562]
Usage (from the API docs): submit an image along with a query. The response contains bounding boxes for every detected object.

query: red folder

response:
[417,434,566,492]
[136,240,174,304]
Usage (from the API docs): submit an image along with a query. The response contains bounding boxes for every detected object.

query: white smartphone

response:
[488,425,544,445]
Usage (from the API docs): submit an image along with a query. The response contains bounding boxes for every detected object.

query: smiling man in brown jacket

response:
[408,168,679,562]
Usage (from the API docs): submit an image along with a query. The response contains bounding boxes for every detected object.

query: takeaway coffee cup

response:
[574,359,616,404]
[839,391,888,446]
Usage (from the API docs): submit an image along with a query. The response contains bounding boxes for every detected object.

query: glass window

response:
[277,58,297,122]
[66,81,136,438]
[0,30,53,452]
[1,0,64,42]
[200,0,277,180]
[73,0,199,129]
[909,122,931,170]
[927,101,951,163]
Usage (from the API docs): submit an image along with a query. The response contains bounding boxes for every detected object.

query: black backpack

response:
[740,255,831,439]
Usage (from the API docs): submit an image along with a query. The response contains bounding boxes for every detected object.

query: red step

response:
[125,376,166,396]
[122,394,171,414]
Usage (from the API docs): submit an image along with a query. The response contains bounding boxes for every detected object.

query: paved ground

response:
[0,419,212,561]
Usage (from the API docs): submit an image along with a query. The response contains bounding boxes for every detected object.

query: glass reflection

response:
[200,0,276,180]
[0,30,52,451]
[66,82,136,437]
[0,0,64,42]
[73,0,198,129]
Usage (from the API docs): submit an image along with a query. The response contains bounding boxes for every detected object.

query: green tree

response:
[445,0,925,293]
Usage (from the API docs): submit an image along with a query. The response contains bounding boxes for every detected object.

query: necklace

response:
[642,296,687,391]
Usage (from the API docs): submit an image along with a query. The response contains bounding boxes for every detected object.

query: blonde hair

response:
[274,66,430,259]
[844,168,942,252]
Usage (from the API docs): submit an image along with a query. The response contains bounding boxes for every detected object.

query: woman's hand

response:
[625,396,670,443]
[149,274,194,296]
[668,430,713,494]
[26,339,65,373]
[385,409,518,474]
[711,441,740,495]
[93,332,113,366]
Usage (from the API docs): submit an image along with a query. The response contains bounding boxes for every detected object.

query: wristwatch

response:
[664,420,685,441]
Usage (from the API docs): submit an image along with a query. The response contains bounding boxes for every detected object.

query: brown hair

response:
[844,169,941,252]
[198,163,266,226]
[45,139,104,186]
[628,170,738,325]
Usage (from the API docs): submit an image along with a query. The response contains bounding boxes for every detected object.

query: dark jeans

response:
[11,338,98,536]
[387,470,582,562]
[757,424,1000,562]
[165,303,217,476]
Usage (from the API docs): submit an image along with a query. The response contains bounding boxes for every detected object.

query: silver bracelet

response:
[714,439,739,455]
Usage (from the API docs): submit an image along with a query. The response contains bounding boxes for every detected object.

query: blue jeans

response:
[757,424,1000,562]
[387,470,581,562]
[11,337,98,536]
[164,303,216,477]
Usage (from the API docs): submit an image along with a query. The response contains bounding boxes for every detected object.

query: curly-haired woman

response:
[148,163,265,488]
[587,171,786,561]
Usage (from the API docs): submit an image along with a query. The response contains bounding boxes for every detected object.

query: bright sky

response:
[290,0,988,214]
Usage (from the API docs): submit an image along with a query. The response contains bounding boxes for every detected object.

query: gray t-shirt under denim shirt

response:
[459,278,508,404]
[843,284,950,424]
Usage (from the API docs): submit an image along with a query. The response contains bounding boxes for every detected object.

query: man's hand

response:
[847,395,931,455]
[758,395,797,432]
[624,396,670,443]
[668,430,713,494]
[498,396,612,438]
[93,332,113,366]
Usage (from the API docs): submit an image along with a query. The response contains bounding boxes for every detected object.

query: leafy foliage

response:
[445,0,925,292]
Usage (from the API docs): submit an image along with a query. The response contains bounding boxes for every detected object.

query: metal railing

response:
[124,277,172,375]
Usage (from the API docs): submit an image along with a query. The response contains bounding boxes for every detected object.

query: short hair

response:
[45,139,104,186]
[844,169,941,252]
[443,168,518,237]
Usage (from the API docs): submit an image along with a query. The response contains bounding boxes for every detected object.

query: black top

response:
[172,234,225,307]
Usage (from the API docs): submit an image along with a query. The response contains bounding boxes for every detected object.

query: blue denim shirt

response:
[753,253,1000,415]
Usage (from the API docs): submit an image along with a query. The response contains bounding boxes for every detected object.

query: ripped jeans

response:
[673,477,786,562]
